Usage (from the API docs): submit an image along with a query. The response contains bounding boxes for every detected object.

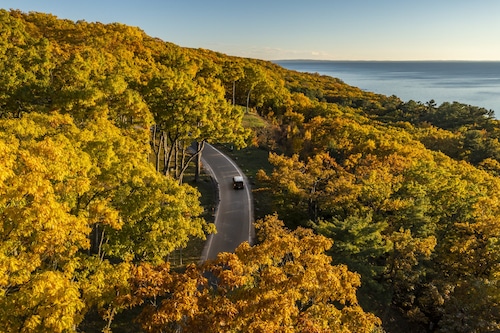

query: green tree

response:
[145,60,249,183]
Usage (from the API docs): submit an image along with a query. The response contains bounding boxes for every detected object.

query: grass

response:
[242,111,268,129]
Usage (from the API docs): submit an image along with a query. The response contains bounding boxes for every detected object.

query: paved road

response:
[200,144,254,261]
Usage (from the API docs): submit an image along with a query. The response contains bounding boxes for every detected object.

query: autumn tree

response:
[145,54,249,182]
[0,9,54,117]
[222,58,245,105]
[5,8,500,333]
[0,112,212,332]
[0,113,96,332]
[119,214,381,333]
[259,108,500,330]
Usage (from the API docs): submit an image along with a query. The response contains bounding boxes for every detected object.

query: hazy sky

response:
[2,0,500,60]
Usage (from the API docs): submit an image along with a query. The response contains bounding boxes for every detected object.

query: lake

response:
[275,60,500,116]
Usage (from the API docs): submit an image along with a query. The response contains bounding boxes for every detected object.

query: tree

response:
[0,112,213,331]
[222,58,245,105]
[145,58,249,183]
[0,113,94,332]
[118,215,381,333]
[0,10,54,117]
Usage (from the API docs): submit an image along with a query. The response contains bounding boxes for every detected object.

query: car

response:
[232,176,244,189]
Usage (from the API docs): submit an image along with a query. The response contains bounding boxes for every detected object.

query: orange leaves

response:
[121,263,207,332]
[122,263,173,307]
[208,252,247,291]
[122,215,381,332]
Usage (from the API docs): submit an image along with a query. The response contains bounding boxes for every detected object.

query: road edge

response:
[199,144,255,263]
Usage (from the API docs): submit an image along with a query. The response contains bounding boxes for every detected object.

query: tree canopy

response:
[2,8,500,333]
[118,215,381,333]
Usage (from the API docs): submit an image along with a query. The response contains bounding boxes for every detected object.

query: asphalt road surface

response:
[200,144,254,261]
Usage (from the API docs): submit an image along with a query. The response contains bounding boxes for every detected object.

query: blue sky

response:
[2,0,500,60]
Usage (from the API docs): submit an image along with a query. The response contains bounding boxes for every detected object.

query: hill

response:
[1,9,500,333]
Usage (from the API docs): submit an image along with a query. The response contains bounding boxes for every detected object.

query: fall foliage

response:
[2,8,500,333]
[119,215,381,333]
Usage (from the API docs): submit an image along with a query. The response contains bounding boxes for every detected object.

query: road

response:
[200,144,254,261]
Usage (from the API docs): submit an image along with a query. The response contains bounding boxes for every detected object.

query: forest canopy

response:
[1,9,500,333]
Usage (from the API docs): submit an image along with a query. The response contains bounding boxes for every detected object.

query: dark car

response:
[232,176,244,189]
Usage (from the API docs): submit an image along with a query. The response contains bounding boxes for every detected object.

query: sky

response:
[2,0,500,61]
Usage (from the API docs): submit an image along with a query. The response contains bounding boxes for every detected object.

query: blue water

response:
[275,60,500,115]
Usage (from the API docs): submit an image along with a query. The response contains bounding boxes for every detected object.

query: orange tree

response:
[118,214,381,333]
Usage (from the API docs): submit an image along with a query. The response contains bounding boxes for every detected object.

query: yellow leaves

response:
[78,258,132,310]
[0,115,97,296]
[0,137,17,185]
[389,229,436,269]
[0,271,85,333]
[88,199,121,229]
[0,109,211,330]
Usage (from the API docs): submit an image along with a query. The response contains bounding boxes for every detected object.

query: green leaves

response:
[260,100,500,330]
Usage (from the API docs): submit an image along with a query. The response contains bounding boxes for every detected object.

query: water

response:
[275,60,500,115]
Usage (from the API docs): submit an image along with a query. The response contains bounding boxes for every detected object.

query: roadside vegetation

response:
[1,9,500,332]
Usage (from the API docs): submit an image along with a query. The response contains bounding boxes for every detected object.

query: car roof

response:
[233,176,244,182]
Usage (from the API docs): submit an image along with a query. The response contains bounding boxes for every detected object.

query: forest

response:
[1,9,499,333]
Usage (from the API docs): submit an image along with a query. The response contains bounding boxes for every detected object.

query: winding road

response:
[200,144,254,261]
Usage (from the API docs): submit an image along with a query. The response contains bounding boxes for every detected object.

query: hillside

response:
[1,9,500,333]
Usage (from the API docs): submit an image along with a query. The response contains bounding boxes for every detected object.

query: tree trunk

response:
[232,80,236,105]
[174,140,179,178]
[156,134,162,173]
[150,125,162,172]
[162,131,170,175]
[246,89,252,113]
[181,141,187,175]
[164,131,179,176]
[178,140,205,185]
[194,141,204,182]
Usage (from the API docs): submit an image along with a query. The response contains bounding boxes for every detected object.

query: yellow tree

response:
[0,112,212,332]
[0,113,93,332]
[119,215,381,333]
[145,56,249,183]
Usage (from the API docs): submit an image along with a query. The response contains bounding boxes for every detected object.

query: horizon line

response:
[272,59,500,62]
